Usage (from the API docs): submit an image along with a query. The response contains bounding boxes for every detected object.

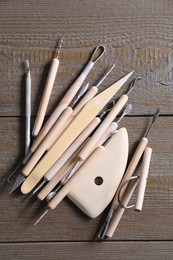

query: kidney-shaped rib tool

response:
[51,127,129,218]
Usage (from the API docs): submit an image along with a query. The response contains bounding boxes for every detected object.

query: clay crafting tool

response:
[32,37,64,137]
[98,108,159,239]
[135,147,152,211]
[10,65,114,194]
[34,127,129,224]
[24,59,31,155]
[20,71,133,194]
[7,59,31,184]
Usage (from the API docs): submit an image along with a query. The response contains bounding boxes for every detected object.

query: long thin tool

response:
[8,45,105,187]
[32,37,64,137]
[97,108,160,239]
[10,65,114,194]
[21,71,134,194]
[7,59,31,184]
[25,59,31,154]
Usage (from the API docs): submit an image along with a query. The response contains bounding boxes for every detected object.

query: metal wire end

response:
[126,76,142,95]
[56,36,64,58]
[95,64,115,88]
[144,108,160,138]
[89,45,105,63]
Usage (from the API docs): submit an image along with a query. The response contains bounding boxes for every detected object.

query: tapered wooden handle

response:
[79,94,128,161]
[106,179,139,237]
[30,103,67,152]
[111,137,148,209]
[45,117,101,181]
[97,122,118,146]
[135,147,152,211]
[32,58,60,137]
[22,107,73,177]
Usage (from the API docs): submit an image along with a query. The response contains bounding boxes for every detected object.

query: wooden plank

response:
[0,116,173,242]
[0,242,173,260]
[0,0,173,116]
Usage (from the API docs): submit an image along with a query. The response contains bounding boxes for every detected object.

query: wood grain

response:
[0,0,173,259]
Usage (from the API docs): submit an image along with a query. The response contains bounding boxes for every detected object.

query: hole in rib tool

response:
[21,71,134,195]
[9,45,106,193]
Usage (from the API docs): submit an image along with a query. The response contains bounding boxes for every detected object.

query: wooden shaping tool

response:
[48,128,129,217]
[21,71,133,194]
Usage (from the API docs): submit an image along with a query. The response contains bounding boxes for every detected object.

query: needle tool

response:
[32,36,64,137]
[97,108,160,239]
[32,103,132,223]
[9,45,105,190]
[7,59,31,184]
[22,64,115,196]
[10,64,115,194]
[20,71,134,195]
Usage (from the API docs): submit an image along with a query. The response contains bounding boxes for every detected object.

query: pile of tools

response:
[7,38,159,239]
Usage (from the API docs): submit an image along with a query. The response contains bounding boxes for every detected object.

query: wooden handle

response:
[22,107,73,177]
[30,103,67,152]
[37,140,88,201]
[45,117,101,181]
[135,147,152,211]
[32,58,60,137]
[48,146,105,209]
[111,137,148,209]
[97,122,118,146]
[79,94,128,161]
[106,178,139,237]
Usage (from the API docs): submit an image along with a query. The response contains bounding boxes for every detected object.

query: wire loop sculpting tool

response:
[20,71,133,194]
[97,108,159,239]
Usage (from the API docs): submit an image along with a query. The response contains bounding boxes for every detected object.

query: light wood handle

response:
[48,146,105,209]
[37,141,87,201]
[45,117,101,181]
[32,58,60,137]
[22,107,73,177]
[97,122,118,146]
[111,137,148,209]
[30,103,67,152]
[79,94,128,161]
[135,147,152,211]
[106,178,139,237]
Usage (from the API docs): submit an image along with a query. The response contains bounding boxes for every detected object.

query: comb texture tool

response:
[21,71,133,194]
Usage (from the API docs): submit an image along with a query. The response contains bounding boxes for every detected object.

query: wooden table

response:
[0,1,173,259]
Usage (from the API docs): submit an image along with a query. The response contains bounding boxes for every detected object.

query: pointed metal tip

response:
[126,76,142,95]
[9,174,26,194]
[34,209,48,226]
[56,36,64,58]
[153,108,160,121]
